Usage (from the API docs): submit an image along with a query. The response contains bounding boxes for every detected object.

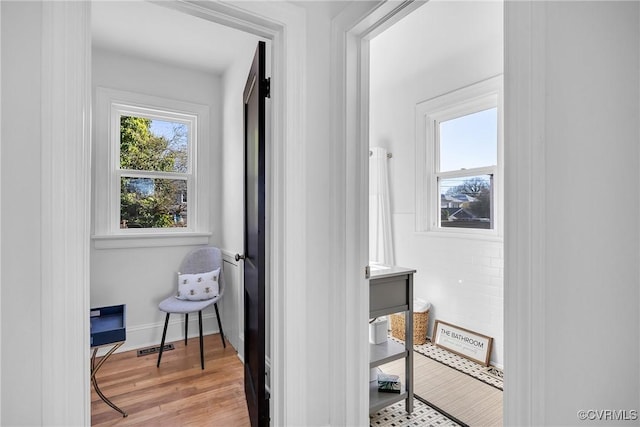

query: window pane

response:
[440,175,492,229]
[120,177,187,228]
[439,107,497,172]
[120,116,188,172]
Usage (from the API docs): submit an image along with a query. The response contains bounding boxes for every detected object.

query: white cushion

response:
[176,268,220,301]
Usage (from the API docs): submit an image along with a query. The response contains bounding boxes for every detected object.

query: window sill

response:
[92,232,211,249]
[415,229,503,243]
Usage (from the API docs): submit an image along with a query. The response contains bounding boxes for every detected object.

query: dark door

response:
[243,41,269,427]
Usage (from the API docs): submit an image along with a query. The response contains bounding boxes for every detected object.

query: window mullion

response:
[119,169,190,181]
[437,166,496,180]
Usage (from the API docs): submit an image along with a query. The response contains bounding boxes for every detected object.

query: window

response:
[94,88,211,248]
[118,113,192,229]
[416,76,503,236]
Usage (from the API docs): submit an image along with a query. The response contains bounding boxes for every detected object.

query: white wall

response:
[303,3,333,423]
[0,2,44,425]
[369,0,504,366]
[220,45,251,255]
[2,2,638,426]
[220,40,256,360]
[90,48,225,352]
[538,2,639,423]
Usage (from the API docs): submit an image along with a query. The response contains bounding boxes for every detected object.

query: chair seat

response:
[158,295,220,314]
[156,246,226,370]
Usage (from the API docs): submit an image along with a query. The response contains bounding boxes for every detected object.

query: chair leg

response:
[198,310,204,369]
[214,303,226,348]
[157,313,170,368]
[184,313,189,345]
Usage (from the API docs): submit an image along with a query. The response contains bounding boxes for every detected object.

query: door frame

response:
[329,4,426,424]
[39,1,306,425]
[33,0,547,425]
[330,0,547,425]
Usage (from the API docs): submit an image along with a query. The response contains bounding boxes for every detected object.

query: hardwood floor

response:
[91,334,250,427]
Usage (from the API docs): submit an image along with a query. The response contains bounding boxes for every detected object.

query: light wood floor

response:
[93,337,501,427]
[91,334,250,427]
[383,352,503,426]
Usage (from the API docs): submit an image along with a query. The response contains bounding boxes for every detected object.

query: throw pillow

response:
[176,268,220,301]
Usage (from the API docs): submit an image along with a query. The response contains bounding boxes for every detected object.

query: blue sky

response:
[149,119,188,149]
[439,107,497,172]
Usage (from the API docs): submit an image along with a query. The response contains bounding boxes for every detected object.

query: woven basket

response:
[390,310,429,345]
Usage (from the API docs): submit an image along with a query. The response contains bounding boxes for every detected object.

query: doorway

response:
[89,1,266,424]
[36,1,306,424]
[367,1,504,423]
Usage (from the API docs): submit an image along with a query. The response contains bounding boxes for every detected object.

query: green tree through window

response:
[119,116,188,228]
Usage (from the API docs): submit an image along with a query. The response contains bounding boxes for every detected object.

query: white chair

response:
[156,247,226,370]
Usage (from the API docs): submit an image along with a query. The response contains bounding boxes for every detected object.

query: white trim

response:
[93,87,209,239]
[221,249,244,360]
[93,311,224,357]
[271,14,308,425]
[331,0,523,424]
[415,75,503,237]
[49,1,306,425]
[92,232,211,249]
[504,1,546,425]
[330,1,426,424]
[40,2,91,425]
[150,3,309,422]
[0,2,3,420]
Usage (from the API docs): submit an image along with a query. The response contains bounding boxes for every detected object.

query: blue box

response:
[90,304,126,347]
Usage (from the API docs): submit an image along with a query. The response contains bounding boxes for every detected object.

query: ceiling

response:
[370,0,504,87]
[91,1,261,75]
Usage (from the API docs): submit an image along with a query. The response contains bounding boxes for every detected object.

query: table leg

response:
[91,343,128,417]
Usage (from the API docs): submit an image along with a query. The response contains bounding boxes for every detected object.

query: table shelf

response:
[370,340,407,368]
[369,381,408,413]
[369,266,415,415]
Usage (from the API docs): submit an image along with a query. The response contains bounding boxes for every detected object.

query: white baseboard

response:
[93,312,222,357]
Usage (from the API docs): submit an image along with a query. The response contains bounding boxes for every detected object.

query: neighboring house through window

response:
[118,111,192,229]
[416,76,503,236]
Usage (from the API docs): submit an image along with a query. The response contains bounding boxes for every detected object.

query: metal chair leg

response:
[157,313,170,367]
[214,303,226,348]
[184,313,189,345]
[198,310,204,370]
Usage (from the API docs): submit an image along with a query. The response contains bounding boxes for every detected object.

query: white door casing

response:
[331,0,546,424]
[38,1,307,425]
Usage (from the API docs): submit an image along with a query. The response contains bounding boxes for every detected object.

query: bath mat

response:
[410,339,503,390]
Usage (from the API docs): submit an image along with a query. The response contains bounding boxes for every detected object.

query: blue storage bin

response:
[90,304,126,347]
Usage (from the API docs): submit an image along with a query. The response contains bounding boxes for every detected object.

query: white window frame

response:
[415,76,503,238]
[93,87,211,248]
[115,103,194,230]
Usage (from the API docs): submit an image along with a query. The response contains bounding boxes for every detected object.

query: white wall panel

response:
[542,2,639,423]
[1,2,44,425]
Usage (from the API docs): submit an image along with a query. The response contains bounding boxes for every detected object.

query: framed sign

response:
[433,320,493,366]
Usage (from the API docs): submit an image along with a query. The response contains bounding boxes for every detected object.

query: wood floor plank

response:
[91,334,250,427]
